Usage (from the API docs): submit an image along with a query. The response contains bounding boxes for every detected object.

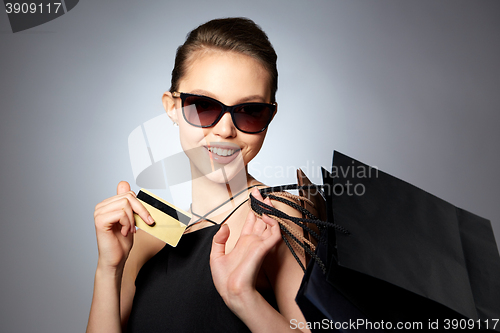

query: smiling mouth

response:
[206,146,239,157]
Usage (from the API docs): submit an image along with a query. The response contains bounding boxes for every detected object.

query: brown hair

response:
[170,17,278,103]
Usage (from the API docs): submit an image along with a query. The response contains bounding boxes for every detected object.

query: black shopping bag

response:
[296,151,500,332]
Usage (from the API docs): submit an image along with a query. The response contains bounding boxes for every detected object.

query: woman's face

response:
[169,50,273,184]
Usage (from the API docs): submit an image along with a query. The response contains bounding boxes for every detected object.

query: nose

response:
[211,111,237,138]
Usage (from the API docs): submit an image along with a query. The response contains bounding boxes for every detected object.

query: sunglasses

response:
[172,92,277,134]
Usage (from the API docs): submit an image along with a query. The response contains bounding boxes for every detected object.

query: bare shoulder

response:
[120,229,165,327]
[260,193,310,327]
[263,196,306,273]
[127,229,165,273]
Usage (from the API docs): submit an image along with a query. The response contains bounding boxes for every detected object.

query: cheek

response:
[178,123,207,150]
[178,126,190,152]
[243,134,266,162]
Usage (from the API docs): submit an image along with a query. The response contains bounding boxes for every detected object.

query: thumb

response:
[210,224,230,261]
[117,181,131,195]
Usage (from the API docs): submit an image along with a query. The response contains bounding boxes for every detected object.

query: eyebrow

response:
[188,89,267,104]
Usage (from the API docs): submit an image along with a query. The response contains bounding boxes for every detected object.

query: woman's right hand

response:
[93,181,155,271]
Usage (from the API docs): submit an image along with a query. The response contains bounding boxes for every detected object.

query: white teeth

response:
[208,147,236,157]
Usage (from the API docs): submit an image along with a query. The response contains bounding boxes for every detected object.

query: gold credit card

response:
[134,189,191,247]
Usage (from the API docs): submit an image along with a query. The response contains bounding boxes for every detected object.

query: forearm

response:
[229,291,304,333]
[86,264,124,333]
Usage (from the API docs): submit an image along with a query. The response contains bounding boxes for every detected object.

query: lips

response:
[204,144,241,164]
[207,146,237,157]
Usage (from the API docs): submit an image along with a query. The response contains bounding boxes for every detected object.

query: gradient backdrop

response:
[1,1,499,332]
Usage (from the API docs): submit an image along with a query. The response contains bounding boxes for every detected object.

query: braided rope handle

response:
[249,185,350,273]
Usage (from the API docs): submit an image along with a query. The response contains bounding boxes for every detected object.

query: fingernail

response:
[148,215,156,226]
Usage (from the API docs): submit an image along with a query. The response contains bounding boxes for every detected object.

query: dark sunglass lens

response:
[233,105,272,133]
[184,96,221,126]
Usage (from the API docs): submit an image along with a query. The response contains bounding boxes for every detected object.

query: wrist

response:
[225,288,262,315]
[96,260,125,279]
[225,290,292,333]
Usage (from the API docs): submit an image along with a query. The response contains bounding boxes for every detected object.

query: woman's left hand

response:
[210,189,282,311]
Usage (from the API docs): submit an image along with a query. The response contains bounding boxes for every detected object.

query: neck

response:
[190,164,255,221]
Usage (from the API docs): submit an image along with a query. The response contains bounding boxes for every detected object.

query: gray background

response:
[1,0,499,332]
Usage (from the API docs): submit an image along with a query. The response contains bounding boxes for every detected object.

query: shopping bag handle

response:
[249,184,350,273]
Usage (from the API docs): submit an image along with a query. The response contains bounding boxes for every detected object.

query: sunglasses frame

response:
[172,92,277,134]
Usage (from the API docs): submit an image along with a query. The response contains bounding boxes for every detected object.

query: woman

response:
[87,18,310,332]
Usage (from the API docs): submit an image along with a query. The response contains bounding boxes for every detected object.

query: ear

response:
[162,91,179,124]
[271,102,278,121]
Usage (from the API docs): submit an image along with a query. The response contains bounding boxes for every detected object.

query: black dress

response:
[127,223,277,332]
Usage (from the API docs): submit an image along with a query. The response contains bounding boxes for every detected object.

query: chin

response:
[191,151,248,186]
[202,168,246,185]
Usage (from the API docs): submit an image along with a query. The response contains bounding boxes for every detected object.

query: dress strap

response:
[186,184,263,230]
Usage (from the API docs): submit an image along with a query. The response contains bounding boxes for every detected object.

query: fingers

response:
[117,181,131,195]
[96,198,136,233]
[125,194,155,226]
[251,188,273,205]
[253,215,267,234]
[119,211,132,237]
[95,190,135,210]
[251,188,274,212]
[94,183,156,246]
[95,191,154,227]
[251,188,263,201]
[95,209,134,237]
[261,213,279,232]
[211,224,230,261]
[241,211,257,236]
[247,190,274,235]
[242,209,279,245]
[241,214,280,262]
[97,198,133,220]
